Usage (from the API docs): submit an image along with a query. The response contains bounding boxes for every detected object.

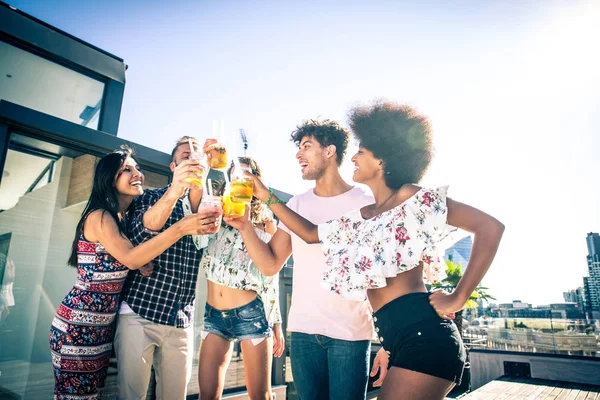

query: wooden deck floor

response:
[460,376,600,400]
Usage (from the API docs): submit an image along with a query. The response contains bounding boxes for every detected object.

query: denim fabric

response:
[290,332,370,400]
[203,296,272,341]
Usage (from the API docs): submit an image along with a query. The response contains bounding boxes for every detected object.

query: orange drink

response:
[230,178,253,203]
[184,176,203,189]
[206,144,228,169]
[223,193,245,219]
[184,151,205,189]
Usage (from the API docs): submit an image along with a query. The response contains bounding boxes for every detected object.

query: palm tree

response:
[431,260,496,337]
[431,260,496,395]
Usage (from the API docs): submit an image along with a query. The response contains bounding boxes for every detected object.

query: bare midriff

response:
[367,263,428,313]
[206,280,258,310]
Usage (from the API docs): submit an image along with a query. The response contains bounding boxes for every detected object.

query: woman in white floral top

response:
[197,157,284,400]
[228,102,504,400]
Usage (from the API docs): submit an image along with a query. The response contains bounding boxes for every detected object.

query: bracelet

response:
[265,188,285,207]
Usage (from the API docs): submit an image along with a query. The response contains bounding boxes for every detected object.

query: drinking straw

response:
[232,156,242,178]
[207,178,214,196]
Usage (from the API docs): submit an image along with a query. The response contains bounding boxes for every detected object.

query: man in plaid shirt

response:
[114,136,220,400]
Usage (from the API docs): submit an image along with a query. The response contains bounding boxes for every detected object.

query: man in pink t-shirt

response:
[231,120,388,399]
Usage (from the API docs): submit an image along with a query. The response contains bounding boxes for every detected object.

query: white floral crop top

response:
[318,186,452,301]
[200,224,282,324]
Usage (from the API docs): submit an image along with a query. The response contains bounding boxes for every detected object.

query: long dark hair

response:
[68,146,135,267]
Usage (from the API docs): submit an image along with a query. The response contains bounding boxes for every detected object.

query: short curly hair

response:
[348,101,433,190]
[290,119,349,166]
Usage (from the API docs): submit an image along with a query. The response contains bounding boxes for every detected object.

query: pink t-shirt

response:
[279,187,375,341]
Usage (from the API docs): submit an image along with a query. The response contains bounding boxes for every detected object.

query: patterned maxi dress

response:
[49,237,128,399]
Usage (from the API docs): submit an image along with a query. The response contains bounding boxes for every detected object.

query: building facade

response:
[0,4,386,398]
[0,3,294,398]
[444,235,473,269]
[563,287,586,311]
[585,233,600,316]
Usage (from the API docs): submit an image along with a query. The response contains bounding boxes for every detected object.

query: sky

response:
[8,0,600,305]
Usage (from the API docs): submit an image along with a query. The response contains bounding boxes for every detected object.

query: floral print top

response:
[200,224,282,324]
[318,186,452,301]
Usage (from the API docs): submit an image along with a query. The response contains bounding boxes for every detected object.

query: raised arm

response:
[85,208,220,270]
[143,159,205,231]
[243,172,319,244]
[429,198,505,315]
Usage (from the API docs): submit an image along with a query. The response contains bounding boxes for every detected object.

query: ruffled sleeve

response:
[317,187,453,301]
[415,186,453,285]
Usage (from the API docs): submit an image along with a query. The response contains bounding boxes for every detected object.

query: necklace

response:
[376,190,399,209]
[364,190,399,219]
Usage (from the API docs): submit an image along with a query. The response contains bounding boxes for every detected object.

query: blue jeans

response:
[290,332,371,400]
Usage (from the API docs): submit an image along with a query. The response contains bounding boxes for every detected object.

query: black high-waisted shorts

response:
[372,292,466,384]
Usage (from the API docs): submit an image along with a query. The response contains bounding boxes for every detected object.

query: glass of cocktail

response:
[206,142,228,170]
[223,191,245,219]
[185,140,205,189]
[230,165,253,203]
[198,194,223,234]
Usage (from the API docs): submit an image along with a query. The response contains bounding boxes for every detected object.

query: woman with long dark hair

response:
[197,156,284,400]
[228,102,504,400]
[49,146,221,399]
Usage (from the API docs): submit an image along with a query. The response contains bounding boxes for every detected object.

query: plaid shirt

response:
[125,186,203,328]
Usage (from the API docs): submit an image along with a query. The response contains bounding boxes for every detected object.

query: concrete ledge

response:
[469,350,600,389]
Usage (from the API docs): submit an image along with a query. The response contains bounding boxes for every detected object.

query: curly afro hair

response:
[290,119,349,166]
[348,101,433,190]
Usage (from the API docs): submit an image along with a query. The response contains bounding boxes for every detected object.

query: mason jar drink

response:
[206,143,228,170]
[230,176,253,203]
[184,151,205,189]
[223,193,245,219]
[199,194,223,234]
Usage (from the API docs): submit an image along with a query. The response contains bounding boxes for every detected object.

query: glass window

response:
[0,40,105,129]
[0,149,55,211]
[0,137,169,398]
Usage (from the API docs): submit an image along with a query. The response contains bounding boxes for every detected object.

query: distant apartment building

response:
[490,301,584,320]
[563,287,585,311]
[486,326,597,357]
[444,235,473,269]
[584,232,600,317]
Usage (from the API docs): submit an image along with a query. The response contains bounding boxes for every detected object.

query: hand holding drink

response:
[170,159,204,198]
[183,139,206,190]
[230,166,254,203]
[178,205,223,235]
[185,151,206,190]
[198,195,223,234]
[223,203,252,232]
[241,171,270,203]
[223,191,246,219]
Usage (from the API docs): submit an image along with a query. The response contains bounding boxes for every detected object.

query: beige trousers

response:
[114,312,194,400]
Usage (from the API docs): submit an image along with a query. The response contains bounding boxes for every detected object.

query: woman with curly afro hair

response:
[228,100,504,400]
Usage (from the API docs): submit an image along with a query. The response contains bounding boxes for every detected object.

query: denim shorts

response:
[373,292,466,384]
[202,296,272,341]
